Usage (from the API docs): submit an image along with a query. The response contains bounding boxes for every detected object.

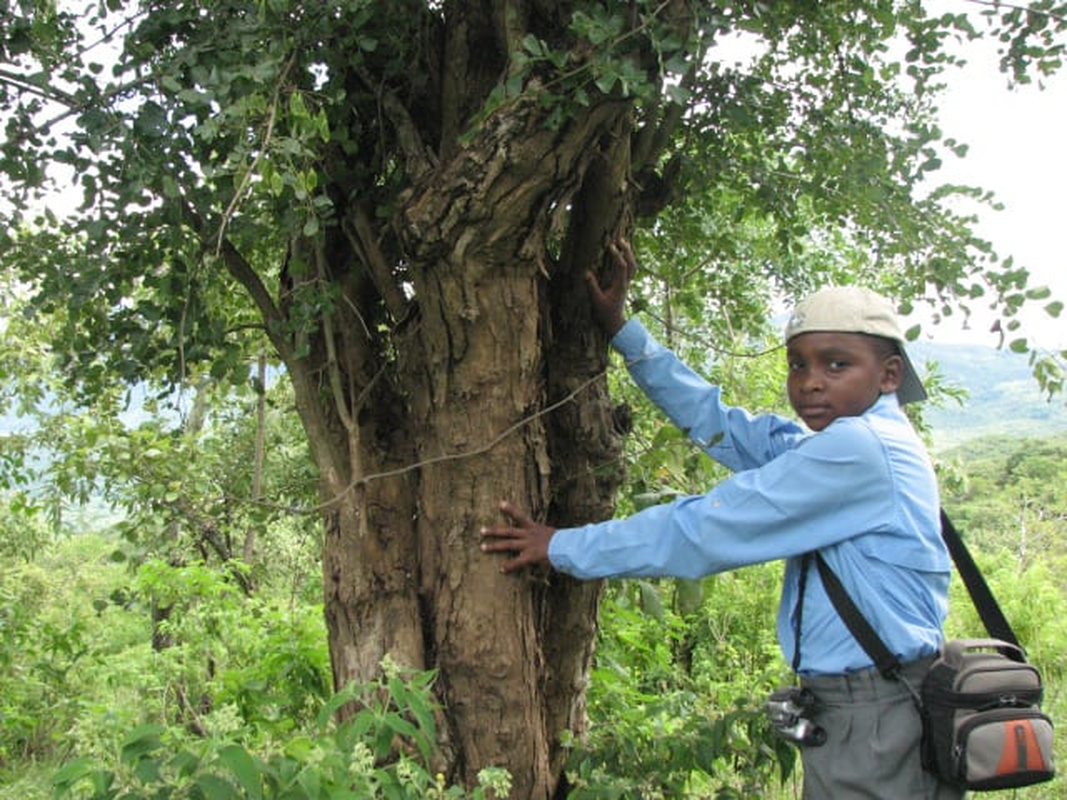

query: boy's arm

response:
[545,421,896,579]
[613,320,804,471]
[589,240,802,470]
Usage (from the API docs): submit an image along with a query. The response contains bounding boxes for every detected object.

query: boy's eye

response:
[827,359,849,371]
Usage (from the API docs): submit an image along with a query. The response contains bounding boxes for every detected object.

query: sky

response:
[920,7,1067,351]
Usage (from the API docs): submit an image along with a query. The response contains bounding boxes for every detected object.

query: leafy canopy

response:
[1,2,1066,409]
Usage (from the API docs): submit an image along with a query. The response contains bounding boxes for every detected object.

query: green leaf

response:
[291,766,320,796]
[120,724,165,765]
[675,578,703,616]
[594,70,618,94]
[522,34,544,57]
[90,769,116,796]
[289,92,309,120]
[51,757,97,792]
[218,745,262,800]
[505,71,524,96]
[169,749,201,778]
[195,774,239,800]
[638,580,664,621]
[632,490,679,510]
[134,755,162,785]
[665,83,690,104]
[161,174,179,198]
[283,735,316,761]
[1026,285,1051,300]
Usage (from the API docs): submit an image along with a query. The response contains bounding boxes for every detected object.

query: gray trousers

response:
[798,656,965,800]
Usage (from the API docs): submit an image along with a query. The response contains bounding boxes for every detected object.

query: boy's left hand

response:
[586,237,637,336]
[480,501,556,574]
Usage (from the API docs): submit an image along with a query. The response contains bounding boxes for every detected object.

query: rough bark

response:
[285,88,634,796]
[266,4,671,796]
[399,95,632,797]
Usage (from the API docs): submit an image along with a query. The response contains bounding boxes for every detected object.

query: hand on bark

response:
[585,237,637,337]
[480,501,556,575]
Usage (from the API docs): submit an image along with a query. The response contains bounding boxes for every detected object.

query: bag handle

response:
[938,638,1027,668]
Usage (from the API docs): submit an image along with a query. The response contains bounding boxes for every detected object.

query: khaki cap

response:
[784,286,928,404]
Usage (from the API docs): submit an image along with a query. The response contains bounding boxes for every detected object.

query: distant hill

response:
[3,341,1064,459]
[911,340,1067,451]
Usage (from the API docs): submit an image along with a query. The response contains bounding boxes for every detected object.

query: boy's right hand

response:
[585,237,637,337]
[480,501,556,575]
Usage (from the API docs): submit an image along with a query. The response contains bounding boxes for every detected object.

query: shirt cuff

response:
[546,528,568,571]
[610,318,654,362]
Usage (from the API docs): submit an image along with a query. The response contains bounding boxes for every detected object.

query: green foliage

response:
[566,567,796,798]
[0,533,142,767]
[937,434,1067,800]
[0,528,513,800]
[2,0,1065,405]
[131,558,332,738]
[50,666,511,800]
[0,490,51,559]
[3,2,1067,796]
[0,270,320,592]
[0,531,327,779]
[941,432,1067,563]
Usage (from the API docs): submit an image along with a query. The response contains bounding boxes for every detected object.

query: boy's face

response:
[785,332,903,431]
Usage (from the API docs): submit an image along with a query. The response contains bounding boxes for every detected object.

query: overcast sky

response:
[921,4,1067,350]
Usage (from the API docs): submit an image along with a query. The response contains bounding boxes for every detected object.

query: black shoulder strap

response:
[939,508,1020,648]
[814,553,903,679]
[814,508,1020,679]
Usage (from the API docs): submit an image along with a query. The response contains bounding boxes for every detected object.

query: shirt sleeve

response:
[548,418,897,580]
[611,319,805,472]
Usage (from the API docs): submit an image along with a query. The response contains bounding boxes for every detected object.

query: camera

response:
[764,687,827,747]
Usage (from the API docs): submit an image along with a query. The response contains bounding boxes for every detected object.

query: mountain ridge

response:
[911,340,1067,451]
[3,342,1063,455]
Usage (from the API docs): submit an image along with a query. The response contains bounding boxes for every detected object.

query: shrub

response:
[51,664,511,800]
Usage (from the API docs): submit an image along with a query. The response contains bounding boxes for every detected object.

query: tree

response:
[944,434,1067,570]
[2,1,1064,796]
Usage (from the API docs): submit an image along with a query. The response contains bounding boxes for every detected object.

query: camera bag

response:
[811,509,1055,792]
[921,638,1052,790]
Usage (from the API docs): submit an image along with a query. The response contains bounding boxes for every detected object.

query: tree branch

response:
[180,199,291,361]
[315,241,356,434]
[357,65,438,183]
[0,68,80,107]
[214,55,295,255]
[964,0,1067,26]
[340,203,410,321]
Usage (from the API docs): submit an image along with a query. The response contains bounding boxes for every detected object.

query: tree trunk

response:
[292,95,632,798]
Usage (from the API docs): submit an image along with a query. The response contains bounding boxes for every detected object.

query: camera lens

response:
[765,688,826,747]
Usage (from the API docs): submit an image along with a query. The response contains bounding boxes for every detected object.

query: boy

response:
[480,239,961,799]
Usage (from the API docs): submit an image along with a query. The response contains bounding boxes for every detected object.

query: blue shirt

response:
[548,319,951,675]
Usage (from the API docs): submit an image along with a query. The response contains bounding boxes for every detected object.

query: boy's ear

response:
[880,354,904,394]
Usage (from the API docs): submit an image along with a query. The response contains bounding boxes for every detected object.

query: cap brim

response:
[897,353,927,404]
